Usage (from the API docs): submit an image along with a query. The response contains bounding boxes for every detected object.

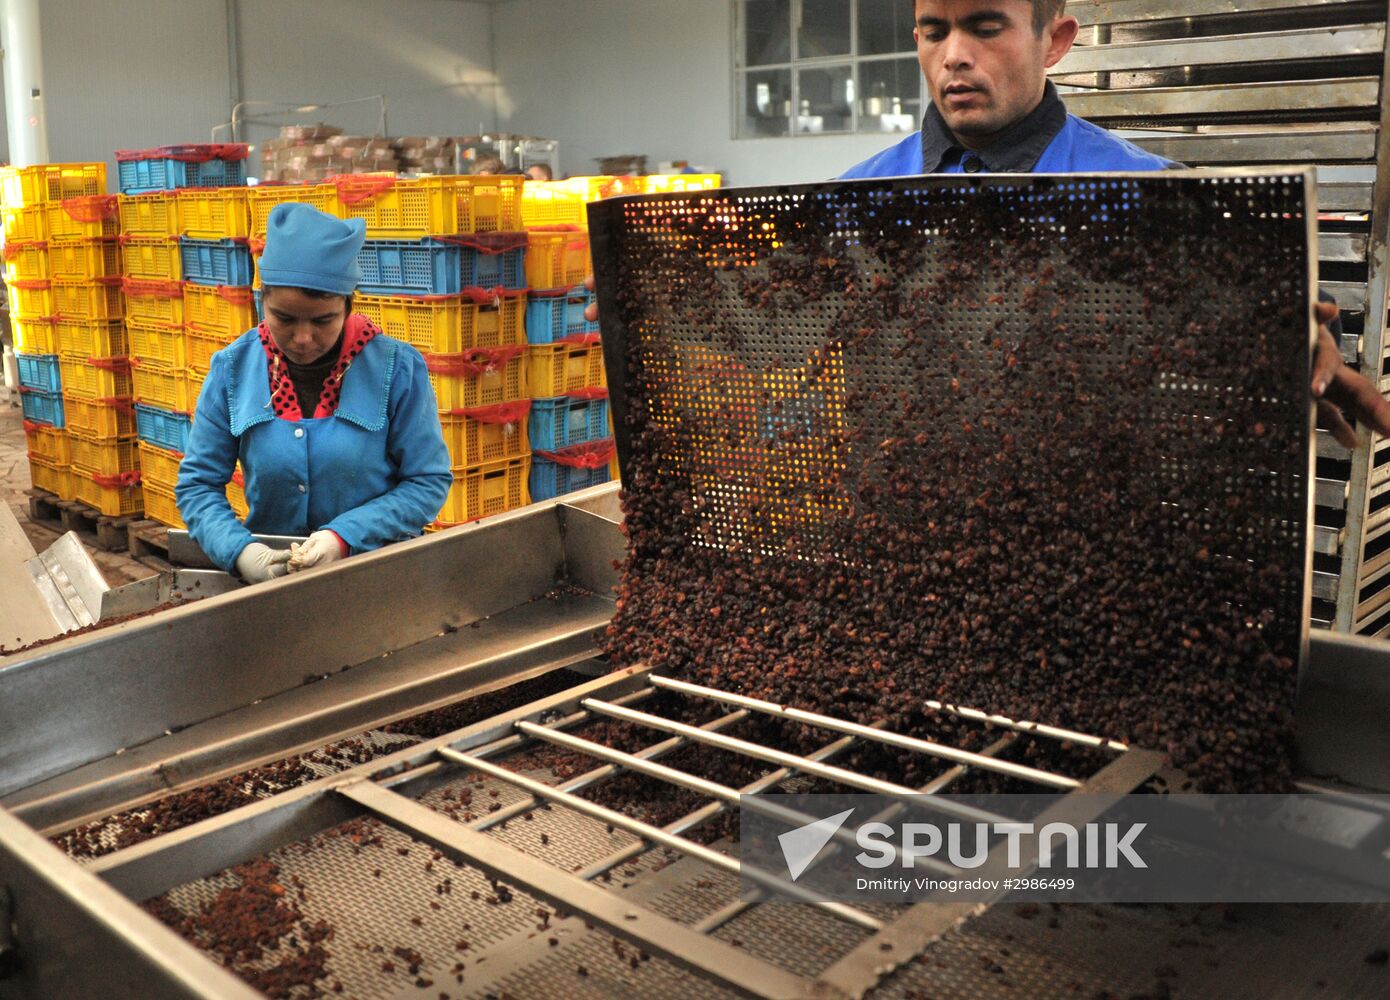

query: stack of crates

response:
[520,176,618,502]
[1,162,139,512]
[311,174,531,528]
[117,143,251,527]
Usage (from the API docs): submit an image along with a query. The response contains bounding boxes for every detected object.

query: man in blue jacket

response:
[836,0,1390,445]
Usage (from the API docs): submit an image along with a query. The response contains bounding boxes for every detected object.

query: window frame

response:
[733,0,925,139]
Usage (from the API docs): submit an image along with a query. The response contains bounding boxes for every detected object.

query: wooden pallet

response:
[125,520,174,566]
[26,488,138,552]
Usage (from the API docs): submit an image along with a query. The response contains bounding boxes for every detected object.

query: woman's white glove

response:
[288,530,347,573]
[235,542,292,583]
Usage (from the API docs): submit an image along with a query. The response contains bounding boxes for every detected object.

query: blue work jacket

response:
[176,328,452,572]
[841,114,1173,179]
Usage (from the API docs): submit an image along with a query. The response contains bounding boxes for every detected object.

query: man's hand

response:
[1314,301,1390,448]
[287,530,347,573]
[235,542,292,584]
[584,274,598,324]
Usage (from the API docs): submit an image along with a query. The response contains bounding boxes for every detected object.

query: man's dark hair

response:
[1034,0,1067,33]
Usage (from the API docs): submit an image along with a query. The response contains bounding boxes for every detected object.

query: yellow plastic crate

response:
[118,193,180,238]
[141,481,185,529]
[63,395,137,440]
[123,277,185,325]
[120,237,182,281]
[56,318,128,358]
[177,187,251,240]
[71,468,143,517]
[60,354,134,401]
[49,239,121,280]
[127,317,187,368]
[52,278,124,320]
[8,279,53,318]
[520,184,589,229]
[355,291,526,354]
[438,456,529,523]
[27,456,72,499]
[426,348,526,411]
[227,468,248,519]
[130,360,190,411]
[3,206,48,242]
[186,365,208,408]
[136,441,182,490]
[45,196,120,241]
[2,240,49,281]
[23,422,71,465]
[525,229,591,289]
[183,282,256,337]
[69,434,139,477]
[248,183,339,239]
[11,315,57,354]
[526,343,606,397]
[639,173,722,194]
[335,175,523,237]
[184,329,237,371]
[1,163,106,209]
[439,405,530,470]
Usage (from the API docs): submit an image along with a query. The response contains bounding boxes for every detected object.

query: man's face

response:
[914,0,1079,149]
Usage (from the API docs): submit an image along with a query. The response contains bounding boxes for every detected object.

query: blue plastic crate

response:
[525,286,601,345]
[20,389,64,428]
[529,453,613,502]
[16,353,62,393]
[455,243,526,290]
[357,240,461,296]
[117,157,246,195]
[529,395,610,452]
[180,238,254,286]
[135,404,192,453]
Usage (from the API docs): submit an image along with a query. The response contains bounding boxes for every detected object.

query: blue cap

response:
[257,202,366,296]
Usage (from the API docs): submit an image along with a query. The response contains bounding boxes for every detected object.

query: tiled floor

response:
[0,387,157,587]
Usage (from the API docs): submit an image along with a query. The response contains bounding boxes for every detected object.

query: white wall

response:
[492,0,901,186]
[20,0,497,178]
[236,0,498,150]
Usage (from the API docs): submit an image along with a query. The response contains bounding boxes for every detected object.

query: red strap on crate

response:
[116,144,248,163]
[332,174,396,205]
[96,396,137,414]
[122,277,184,298]
[601,177,641,197]
[451,399,531,424]
[215,285,255,306]
[460,287,526,305]
[528,285,590,300]
[88,275,124,288]
[555,332,602,346]
[231,469,244,486]
[22,420,49,434]
[248,236,266,255]
[567,387,609,401]
[535,440,615,469]
[429,232,529,254]
[9,278,51,290]
[132,317,186,331]
[91,470,142,488]
[425,344,526,378]
[90,356,132,373]
[1,240,45,260]
[60,195,119,222]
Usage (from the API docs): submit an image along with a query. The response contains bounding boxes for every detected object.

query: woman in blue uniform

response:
[176,203,451,583]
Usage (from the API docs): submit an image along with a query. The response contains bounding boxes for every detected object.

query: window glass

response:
[859,57,922,133]
[796,65,854,134]
[858,0,917,57]
[741,69,793,137]
[745,0,792,66]
[799,0,851,59]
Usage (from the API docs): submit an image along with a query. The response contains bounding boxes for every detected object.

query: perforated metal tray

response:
[589,170,1317,788]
